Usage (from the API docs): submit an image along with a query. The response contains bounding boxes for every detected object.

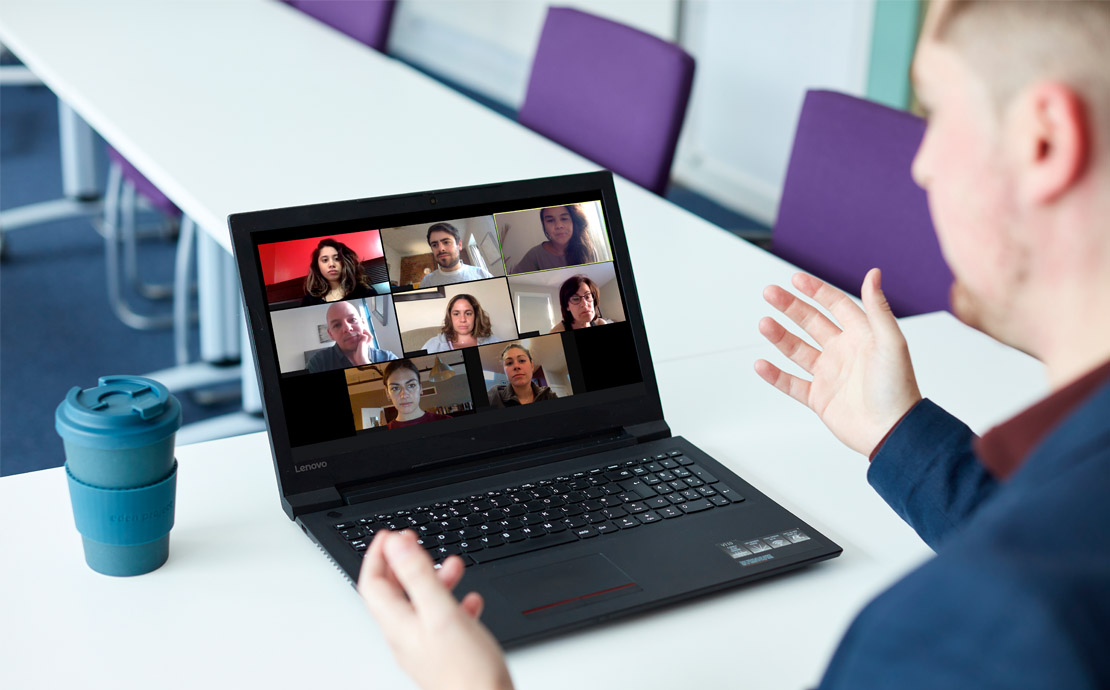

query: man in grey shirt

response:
[306,301,398,373]
[418,222,493,287]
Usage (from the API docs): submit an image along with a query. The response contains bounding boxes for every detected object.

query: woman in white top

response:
[549,274,613,332]
[422,293,495,352]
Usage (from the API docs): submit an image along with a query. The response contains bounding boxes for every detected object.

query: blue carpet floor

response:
[0,84,239,476]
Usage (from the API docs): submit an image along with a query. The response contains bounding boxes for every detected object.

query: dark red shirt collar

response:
[975,357,1110,480]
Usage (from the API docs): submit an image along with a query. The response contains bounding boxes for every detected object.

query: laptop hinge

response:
[626,420,671,444]
[338,429,638,507]
[285,487,344,519]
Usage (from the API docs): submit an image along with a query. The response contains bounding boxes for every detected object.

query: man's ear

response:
[1015,81,1090,205]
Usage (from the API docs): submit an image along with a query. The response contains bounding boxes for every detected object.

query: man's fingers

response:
[754,359,812,407]
[763,284,842,347]
[860,268,903,342]
[758,317,821,373]
[460,591,485,619]
[357,532,415,626]
[791,272,868,331]
[435,555,466,591]
[384,531,459,617]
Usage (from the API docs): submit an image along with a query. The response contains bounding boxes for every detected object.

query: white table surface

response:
[0,311,1046,690]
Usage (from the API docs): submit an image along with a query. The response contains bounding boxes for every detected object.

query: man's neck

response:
[439,261,462,273]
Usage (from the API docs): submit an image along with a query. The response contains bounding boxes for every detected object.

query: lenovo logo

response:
[294,461,328,473]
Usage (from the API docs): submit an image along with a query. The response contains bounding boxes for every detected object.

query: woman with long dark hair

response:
[300,238,373,305]
[510,204,598,273]
[422,294,496,352]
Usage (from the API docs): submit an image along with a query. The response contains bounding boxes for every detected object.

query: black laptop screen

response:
[234,174,663,494]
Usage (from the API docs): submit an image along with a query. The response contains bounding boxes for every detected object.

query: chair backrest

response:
[772,90,952,317]
[286,0,396,52]
[518,7,695,195]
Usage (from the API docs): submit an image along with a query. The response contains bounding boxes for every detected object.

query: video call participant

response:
[383,359,451,430]
[417,223,493,287]
[301,238,374,305]
[549,275,613,333]
[487,343,558,408]
[510,204,598,274]
[422,294,496,352]
[306,301,398,373]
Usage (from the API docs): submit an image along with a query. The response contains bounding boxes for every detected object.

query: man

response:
[355,2,1110,688]
[306,301,398,373]
[417,222,493,287]
[486,343,558,408]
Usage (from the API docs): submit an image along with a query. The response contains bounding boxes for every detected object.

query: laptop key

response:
[480,533,506,548]
[678,499,714,514]
[470,531,578,564]
[708,495,731,507]
[585,511,607,524]
[542,521,567,533]
[615,517,639,529]
[595,522,619,535]
[502,530,526,543]
[636,511,662,524]
[658,506,683,519]
[574,526,600,539]
[334,522,356,531]
[716,485,745,502]
[563,516,588,529]
[689,465,719,484]
[625,501,648,514]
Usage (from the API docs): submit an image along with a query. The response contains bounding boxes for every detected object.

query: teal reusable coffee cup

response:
[56,375,182,576]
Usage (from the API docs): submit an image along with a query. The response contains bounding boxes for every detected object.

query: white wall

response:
[673,1,875,225]
[270,303,333,372]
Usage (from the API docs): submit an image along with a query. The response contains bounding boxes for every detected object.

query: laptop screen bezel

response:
[230,172,666,504]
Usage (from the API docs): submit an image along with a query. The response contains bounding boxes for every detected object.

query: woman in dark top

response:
[383,359,450,429]
[300,238,373,305]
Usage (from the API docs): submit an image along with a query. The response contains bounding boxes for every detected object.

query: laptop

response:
[229,171,841,647]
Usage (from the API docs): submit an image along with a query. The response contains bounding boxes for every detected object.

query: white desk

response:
[0,310,1045,690]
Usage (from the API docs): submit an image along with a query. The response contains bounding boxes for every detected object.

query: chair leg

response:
[121,180,174,300]
[174,216,197,367]
[104,166,173,331]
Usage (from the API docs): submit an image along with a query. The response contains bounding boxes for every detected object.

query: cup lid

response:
[55,375,182,449]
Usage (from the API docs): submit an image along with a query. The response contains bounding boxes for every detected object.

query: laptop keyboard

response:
[331,450,745,567]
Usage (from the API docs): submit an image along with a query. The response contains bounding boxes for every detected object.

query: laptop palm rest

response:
[493,553,642,618]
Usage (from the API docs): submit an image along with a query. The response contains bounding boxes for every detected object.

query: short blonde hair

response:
[934,0,1110,148]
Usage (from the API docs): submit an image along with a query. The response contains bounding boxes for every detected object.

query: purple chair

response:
[518,7,695,196]
[284,0,396,51]
[772,90,953,317]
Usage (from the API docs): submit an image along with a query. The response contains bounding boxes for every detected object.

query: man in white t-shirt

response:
[417,222,492,287]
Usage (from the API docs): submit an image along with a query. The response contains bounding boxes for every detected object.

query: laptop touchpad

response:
[493,553,642,617]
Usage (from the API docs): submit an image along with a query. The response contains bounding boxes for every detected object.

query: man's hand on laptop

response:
[754,268,922,456]
[358,530,515,690]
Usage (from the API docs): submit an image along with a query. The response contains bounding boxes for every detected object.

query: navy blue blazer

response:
[818,383,1110,689]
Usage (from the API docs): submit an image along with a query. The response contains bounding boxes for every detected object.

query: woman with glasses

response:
[549,275,613,333]
[382,359,450,430]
